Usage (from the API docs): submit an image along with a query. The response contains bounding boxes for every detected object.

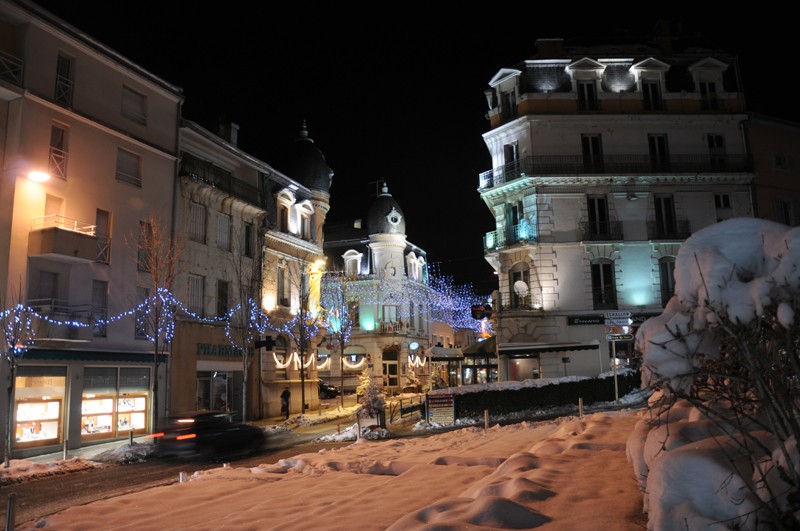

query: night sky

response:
[27,3,794,296]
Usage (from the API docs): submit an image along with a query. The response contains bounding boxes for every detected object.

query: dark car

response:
[151,410,266,461]
[318,379,340,399]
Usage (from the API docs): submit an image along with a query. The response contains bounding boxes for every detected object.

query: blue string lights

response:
[0,269,491,354]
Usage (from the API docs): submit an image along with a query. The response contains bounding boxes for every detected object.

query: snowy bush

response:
[356,367,386,424]
[631,218,800,529]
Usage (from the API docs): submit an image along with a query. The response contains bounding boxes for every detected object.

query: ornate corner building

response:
[480,24,755,381]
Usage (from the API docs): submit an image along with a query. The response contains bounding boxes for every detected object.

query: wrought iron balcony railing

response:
[647,220,691,240]
[580,221,623,241]
[479,154,753,190]
[484,222,537,250]
[181,153,265,208]
[497,292,543,312]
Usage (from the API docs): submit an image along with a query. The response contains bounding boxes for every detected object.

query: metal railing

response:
[387,395,425,424]
[479,153,753,189]
[54,74,73,107]
[497,292,543,312]
[181,154,265,208]
[49,147,68,180]
[484,222,537,250]
[0,50,23,86]
[647,220,691,240]
[31,215,96,235]
[579,220,623,241]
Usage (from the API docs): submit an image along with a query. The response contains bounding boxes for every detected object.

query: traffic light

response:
[255,336,275,350]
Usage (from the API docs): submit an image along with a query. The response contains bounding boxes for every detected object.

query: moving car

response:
[151,410,266,460]
[318,379,340,399]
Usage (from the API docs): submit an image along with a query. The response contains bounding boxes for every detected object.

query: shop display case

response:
[81,397,115,441]
[116,395,147,434]
[15,399,62,448]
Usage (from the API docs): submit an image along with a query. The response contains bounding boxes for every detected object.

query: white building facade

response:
[481,29,754,381]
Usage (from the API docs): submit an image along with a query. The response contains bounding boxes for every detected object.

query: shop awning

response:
[462,336,496,355]
[498,340,600,358]
[425,346,464,360]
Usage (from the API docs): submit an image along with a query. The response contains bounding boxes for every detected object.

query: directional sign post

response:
[606,333,634,341]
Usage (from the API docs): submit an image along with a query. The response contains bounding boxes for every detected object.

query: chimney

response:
[217,118,240,147]
[535,38,565,59]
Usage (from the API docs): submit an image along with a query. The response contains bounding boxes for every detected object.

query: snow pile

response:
[630,218,800,529]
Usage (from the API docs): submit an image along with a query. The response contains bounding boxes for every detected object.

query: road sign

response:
[605,318,632,326]
[605,326,625,334]
[604,311,632,319]
[606,334,634,341]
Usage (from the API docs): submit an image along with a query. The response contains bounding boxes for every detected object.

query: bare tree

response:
[0,282,37,467]
[132,210,183,428]
[224,219,266,421]
[320,269,358,409]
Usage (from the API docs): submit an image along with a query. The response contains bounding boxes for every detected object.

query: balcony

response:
[181,154,265,208]
[497,292,543,313]
[580,221,623,242]
[26,299,94,341]
[28,215,110,263]
[0,50,23,86]
[484,222,537,250]
[478,154,754,190]
[647,219,691,240]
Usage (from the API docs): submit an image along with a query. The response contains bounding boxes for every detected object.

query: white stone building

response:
[480,26,754,381]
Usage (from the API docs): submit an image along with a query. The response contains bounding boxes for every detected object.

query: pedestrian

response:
[280,387,290,420]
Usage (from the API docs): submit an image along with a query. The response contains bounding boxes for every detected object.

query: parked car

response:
[318,379,340,399]
[151,410,266,461]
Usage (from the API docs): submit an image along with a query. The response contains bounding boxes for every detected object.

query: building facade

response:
[480,27,754,381]
[321,183,466,394]
[0,0,182,458]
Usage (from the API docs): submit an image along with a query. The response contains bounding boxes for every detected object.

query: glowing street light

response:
[27,170,50,182]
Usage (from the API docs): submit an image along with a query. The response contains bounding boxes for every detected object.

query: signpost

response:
[604,312,633,402]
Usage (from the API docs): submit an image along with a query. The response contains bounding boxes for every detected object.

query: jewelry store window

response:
[14,365,67,449]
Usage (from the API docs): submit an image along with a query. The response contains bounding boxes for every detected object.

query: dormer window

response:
[577,81,598,111]
[688,58,728,112]
[643,81,663,110]
[342,250,363,277]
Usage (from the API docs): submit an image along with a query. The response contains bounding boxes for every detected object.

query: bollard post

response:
[63,438,68,460]
[578,397,583,417]
[484,410,489,430]
[129,431,134,445]
[179,471,187,483]
[6,492,15,531]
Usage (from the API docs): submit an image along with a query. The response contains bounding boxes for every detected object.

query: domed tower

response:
[280,121,332,246]
[367,182,408,279]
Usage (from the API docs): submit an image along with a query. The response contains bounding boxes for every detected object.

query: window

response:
[300,214,311,241]
[188,274,205,316]
[659,257,676,307]
[578,80,598,111]
[279,205,289,232]
[648,134,670,171]
[581,134,603,172]
[382,305,397,324]
[509,263,530,308]
[343,250,362,277]
[135,286,149,339]
[654,194,677,238]
[348,300,360,329]
[774,197,800,226]
[277,266,289,307]
[189,202,206,243]
[121,85,147,124]
[706,134,726,170]
[49,124,68,180]
[775,153,796,171]
[217,213,231,251]
[591,259,617,310]
[91,280,107,337]
[699,81,719,110]
[715,193,733,222]
[587,195,610,238]
[502,143,520,181]
[216,280,229,317]
[115,148,141,187]
[244,223,255,258]
[137,221,152,272]
[55,55,73,107]
[643,80,663,110]
[500,90,516,121]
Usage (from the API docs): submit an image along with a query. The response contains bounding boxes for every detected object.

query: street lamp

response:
[27,170,50,182]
